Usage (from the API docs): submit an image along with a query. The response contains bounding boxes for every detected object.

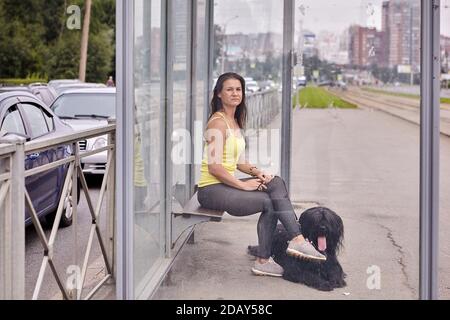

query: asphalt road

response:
[291,105,450,299]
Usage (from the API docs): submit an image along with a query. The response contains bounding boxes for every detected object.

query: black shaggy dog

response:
[248,207,346,291]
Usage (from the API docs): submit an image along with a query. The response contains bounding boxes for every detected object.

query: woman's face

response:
[218,78,243,108]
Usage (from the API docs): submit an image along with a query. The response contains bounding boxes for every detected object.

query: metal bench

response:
[171,191,224,248]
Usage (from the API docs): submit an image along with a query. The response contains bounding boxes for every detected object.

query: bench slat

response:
[171,192,224,247]
[178,192,224,220]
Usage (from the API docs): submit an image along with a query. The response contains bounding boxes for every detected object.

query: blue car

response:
[0,91,75,227]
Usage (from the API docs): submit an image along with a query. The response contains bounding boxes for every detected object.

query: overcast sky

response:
[215,0,450,36]
[134,0,450,38]
[443,0,450,36]
[215,0,380,35]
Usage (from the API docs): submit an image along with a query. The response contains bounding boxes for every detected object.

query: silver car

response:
[55,83,107,95]
[0,91,75,227]
[48,79,82,90]
[50,88,115,174]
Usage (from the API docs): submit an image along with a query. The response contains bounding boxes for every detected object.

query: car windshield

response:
[52,93,115,118]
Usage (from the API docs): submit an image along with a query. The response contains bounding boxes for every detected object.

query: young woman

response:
[197,72,325,277]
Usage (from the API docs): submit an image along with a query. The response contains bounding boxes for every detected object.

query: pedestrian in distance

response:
[106,76,115,87]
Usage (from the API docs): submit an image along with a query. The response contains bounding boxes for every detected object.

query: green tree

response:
[0,0,115,82]
[0,0,48,78]
[40,0,66,43]
[46,31,81,80]
[86,29,114,82]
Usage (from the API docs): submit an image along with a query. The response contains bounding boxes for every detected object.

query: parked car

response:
[48,79,82,90]
[0,91,76,227]
[0,86,31,94]
[259,80,276,91]
[297,76,307,87]
[28,84,58,107]
[246,80,260,93]
[55,83,107,95]
[336,80,347,90]
[1,84,58,107]
[50,88,116,175]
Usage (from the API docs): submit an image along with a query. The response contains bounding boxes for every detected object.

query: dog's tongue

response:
[318,236,327,252]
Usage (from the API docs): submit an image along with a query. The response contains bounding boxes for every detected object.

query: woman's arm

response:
[236,148,262,176]
[237,162,262,177]
[237,153,273,185]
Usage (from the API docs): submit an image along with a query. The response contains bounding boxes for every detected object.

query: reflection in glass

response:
[194,0,207,185]
[133,0,164,296]
[171,0,189,207]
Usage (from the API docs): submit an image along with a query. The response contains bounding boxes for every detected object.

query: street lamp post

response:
[221,15,239,75]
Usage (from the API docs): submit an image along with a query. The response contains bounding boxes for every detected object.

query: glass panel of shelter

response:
[439,0,450,300]
[133,0,165,296]
[153,0,427,300]
[291,0,421,299]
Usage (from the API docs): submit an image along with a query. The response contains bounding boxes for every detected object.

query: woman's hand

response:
[240,178,267,191]
[255,171,274,185]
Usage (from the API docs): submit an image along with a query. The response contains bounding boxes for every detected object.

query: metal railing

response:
[246,89,281,130]
[0,138,25,299]
[0,122,116,300]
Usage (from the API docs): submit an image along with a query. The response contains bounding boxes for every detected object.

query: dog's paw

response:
[317,283,334,291]
[336,279,347,288]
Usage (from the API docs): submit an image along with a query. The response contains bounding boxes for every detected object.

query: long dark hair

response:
[209,72,247,129]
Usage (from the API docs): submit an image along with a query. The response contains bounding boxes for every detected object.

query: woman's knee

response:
[271,175,284,183]
[267,175,286,190]
[272,175,283,183]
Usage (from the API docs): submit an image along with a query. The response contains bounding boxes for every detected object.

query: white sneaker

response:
[251,257,284,277]
[286,240,326,261]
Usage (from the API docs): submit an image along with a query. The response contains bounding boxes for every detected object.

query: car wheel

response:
[58,197,74,228]
[45,199,72,228]
[46,182,80,228]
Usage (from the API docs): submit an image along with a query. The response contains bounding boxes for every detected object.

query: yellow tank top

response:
[198,113,246,188]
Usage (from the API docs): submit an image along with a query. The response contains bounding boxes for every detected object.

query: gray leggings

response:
[197,176,301,259]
